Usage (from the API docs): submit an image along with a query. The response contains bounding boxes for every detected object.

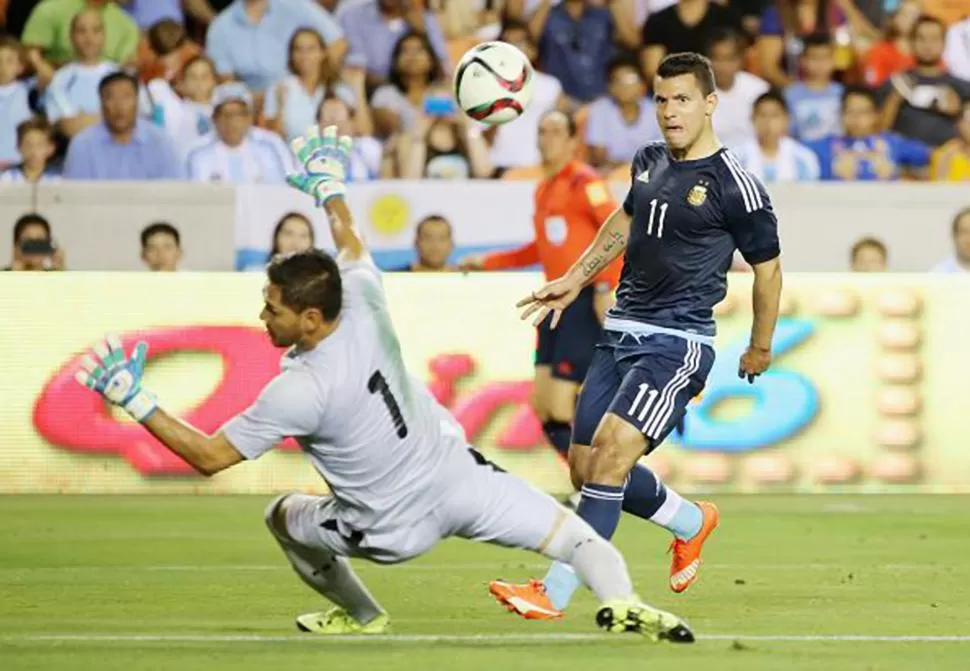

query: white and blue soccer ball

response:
[453,41,535,126]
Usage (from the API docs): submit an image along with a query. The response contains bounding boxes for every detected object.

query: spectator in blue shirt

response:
[534,0,626,104]
[124,0,184,30]
[45,9,118,138]
[734,90,820,183]
[0,36,33,168]
[585,56,660,170]
[784,33,844,142]
[807,86,930,181]
[0,117,60,184]
[338,0,449,87]
[206,0,345,94]
[64,71,183,180]
[185,83,296,183]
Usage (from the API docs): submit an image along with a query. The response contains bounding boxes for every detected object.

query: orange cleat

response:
[488,579,564,620]
[668,501,720,593]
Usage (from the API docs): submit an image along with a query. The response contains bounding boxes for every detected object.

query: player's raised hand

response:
[287,125,352,206]
[738,345,771,384]
[74,336,157,421]
[517,275,584,328]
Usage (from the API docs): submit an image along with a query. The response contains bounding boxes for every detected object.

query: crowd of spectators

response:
[0,0,968,185]
[1,0,969,274]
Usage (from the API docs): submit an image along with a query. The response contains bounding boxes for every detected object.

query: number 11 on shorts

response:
[627,382,659,429]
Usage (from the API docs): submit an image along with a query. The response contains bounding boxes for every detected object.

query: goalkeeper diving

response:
[74,125,695,641]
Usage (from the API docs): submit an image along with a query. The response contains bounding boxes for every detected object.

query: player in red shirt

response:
[461,110,622,467]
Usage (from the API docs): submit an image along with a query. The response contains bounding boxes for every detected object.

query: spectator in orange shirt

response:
[138,19,202,85]
[863,0,919,87]
[460,110,621,462]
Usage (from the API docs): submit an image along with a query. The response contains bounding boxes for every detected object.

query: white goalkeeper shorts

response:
[277,448,567,564]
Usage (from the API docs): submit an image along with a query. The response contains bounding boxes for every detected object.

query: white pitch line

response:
[2,633,969,644]
[0,563,955,573]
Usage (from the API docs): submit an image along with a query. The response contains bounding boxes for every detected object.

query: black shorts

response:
[535,286,602,383]
[573,330,715,448]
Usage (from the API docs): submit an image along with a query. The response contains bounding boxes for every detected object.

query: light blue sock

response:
[542,561,582,610]
[652,487,703,541]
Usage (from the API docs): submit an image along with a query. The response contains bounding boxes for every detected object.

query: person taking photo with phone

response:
[5,213,65,272]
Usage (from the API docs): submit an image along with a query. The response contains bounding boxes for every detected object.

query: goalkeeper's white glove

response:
[74,336,157,422]
[286,124,353,206]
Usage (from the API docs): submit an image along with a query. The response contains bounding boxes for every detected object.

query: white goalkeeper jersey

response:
[222,257,469,532]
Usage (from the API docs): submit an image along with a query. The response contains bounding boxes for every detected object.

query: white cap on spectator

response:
[211,83,253,115]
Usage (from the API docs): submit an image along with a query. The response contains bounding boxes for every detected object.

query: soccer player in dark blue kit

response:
[489,52,783,621]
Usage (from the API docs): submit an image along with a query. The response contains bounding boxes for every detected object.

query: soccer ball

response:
[453,41,535,126]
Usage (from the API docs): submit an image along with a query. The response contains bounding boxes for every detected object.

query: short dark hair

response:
[13,213,51,244]
[801,32,833,51]
[141,222,181,249]
[539,109,577,137]
[16,116,54,145]
[851,237,887,263]
[952,207,970,235]
[754,89,789,114]
[841,85,876,110]
[415,214,452,238]
[98,70,139,98]
[606,54,642,81]
[912,14,945,38]
[147,18,186,56]
[266,249,343,321]
[656,52,716,96]
[705,27,743,56]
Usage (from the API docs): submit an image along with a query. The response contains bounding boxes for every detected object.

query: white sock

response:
[546,512,634,603]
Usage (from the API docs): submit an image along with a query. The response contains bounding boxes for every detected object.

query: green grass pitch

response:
[2,495,969,670]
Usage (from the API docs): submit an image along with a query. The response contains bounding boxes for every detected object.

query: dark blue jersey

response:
[611,143,780,337]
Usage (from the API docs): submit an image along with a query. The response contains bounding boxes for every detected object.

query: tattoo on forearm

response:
[581,231,627,277]
[603,230,626,253]
[581,254,605,277]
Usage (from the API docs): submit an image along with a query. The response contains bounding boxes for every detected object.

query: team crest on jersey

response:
[687,181,709,206]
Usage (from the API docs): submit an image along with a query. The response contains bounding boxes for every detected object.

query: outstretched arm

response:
[516,207,631,328]
[564,206,631,287]
[141,410,244,476]
[75,338,244,477]
[288,125,367,263]
[323,196,366,263]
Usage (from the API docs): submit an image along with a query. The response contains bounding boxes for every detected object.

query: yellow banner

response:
[1,273,969,494]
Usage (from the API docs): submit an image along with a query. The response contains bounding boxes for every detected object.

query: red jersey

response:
[482,161,622,287]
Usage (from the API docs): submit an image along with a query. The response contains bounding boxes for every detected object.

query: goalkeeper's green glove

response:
[74,336,157,422]
[286,124,353,206]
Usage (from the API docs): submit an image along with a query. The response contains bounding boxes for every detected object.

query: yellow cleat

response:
[595,599,694,643]
[295,608,390,635]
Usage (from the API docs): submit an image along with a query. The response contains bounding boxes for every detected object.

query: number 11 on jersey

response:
[647,199,667,238]
[628,382,660,428]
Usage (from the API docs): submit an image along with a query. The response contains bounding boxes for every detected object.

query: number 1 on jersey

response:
[368,370,408,439]
[647,199,668,238]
